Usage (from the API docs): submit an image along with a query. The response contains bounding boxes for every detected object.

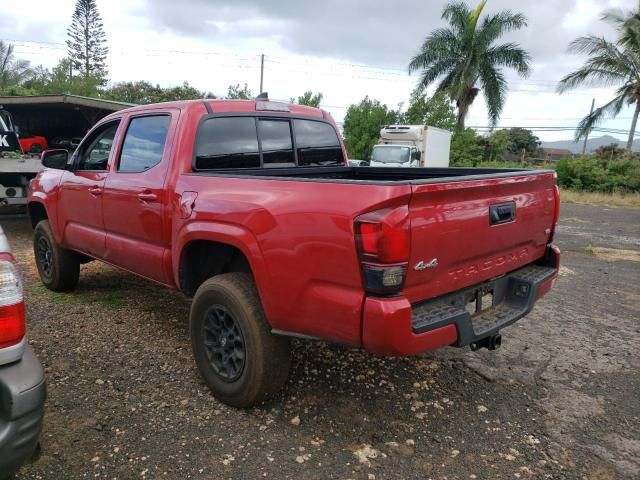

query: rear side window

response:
[196,117,260,170]
[294,119,343,166]
[118,115,171,172]
[258,119,295,168]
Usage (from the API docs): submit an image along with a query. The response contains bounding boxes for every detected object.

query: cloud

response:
[143,0,631,70]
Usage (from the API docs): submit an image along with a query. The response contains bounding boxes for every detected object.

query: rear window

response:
[258,119,295,168]
[293,120,343,166]
[195,117,260,170]
[194,116,343,170]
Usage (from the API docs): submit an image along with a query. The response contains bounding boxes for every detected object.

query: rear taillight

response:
[549,183,560,243]
[355,206,410,295]
[0,257,25,348]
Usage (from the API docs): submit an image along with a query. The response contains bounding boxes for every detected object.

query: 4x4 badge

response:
[414,258,438,271]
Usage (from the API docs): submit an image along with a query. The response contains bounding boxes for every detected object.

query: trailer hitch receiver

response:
[470,334,502,351]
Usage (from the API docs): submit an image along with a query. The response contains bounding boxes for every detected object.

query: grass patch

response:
[98,293,125,308]
[584,245,595,255]
[29,283,125,308]
[590,247,640,263]
[562,216,590,224]
[561,189,640,209]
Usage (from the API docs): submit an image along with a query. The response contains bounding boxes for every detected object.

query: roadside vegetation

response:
[561,189,640,209]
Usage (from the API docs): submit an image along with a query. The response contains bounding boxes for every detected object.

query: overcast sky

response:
[1,0,637,141]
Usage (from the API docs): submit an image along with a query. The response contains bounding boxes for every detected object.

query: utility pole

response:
[259,54,264,93]
[582,98,595,155]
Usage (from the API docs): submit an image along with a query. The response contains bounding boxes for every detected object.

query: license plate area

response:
[464,287,494,317]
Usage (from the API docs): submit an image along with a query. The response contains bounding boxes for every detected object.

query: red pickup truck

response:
[28,98,560,407]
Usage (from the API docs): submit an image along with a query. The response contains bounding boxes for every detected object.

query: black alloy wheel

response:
[37,236,53,280]
[203,305,246,381]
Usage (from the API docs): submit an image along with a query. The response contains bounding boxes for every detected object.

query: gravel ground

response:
[2,202,639,480]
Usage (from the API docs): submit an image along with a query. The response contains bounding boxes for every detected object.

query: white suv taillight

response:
[0,256,25,349]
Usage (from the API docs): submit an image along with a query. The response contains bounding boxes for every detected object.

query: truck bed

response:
[191,166,550,184]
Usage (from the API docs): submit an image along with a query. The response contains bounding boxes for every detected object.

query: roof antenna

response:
[255,92,269,101]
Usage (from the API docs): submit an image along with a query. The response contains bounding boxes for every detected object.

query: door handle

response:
[138,191,158,202]
[88,187,102,196]
[489,202,516,225]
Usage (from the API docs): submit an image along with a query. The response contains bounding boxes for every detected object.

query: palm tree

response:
[558,14,640,151]
[408,1,531,128]
[0,41,32,94]
[603,2,640,49]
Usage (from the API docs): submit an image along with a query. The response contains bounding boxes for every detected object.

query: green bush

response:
[450,128,485,166]
[556,156,640,193]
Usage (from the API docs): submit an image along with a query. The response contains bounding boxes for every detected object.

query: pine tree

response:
[66,0,108,84]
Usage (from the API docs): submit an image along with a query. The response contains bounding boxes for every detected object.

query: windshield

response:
[371,146,410,163]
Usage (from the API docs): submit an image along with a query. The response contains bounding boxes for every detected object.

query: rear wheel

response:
[190,273,291,408]
[33,220,80,292]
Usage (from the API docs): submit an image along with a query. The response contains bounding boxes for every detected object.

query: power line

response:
[4,38,596,90]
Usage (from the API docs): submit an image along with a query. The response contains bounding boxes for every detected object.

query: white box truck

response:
[369,125,452,168]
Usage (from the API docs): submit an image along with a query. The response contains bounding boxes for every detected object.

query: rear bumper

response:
[362,245,560,356]
[0,344,46,478]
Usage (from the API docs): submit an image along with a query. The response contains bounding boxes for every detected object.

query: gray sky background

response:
[2,0,637,141]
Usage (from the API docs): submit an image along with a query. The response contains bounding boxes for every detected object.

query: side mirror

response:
[415,151,422,161]
[41,149,70,170]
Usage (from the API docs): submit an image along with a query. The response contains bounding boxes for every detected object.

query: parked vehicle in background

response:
[370,125,451,168]
[0,227,46,479]
[18,136,48,154]
[0,109,45,208]
[49,137,83,151]
[28,97,560,408]
[0,156,44,207]
[348,159,369,166]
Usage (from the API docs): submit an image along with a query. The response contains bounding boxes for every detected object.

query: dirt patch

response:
[591,247,640,262]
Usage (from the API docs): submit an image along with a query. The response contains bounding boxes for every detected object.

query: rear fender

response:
[173,221,273,318]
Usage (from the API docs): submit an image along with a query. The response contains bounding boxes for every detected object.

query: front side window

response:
[77,122,120,171]
[258,119,294,167]
[118,116,171,172]
[294,119,343,166]
[195,117,260,170]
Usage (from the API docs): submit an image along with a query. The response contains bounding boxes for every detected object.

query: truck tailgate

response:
[403,172,557,304]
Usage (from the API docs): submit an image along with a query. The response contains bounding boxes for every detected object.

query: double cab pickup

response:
[28,97,560,407]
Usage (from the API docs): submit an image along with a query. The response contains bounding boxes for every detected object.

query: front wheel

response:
[33,220,80,292]
[190,273,291,408]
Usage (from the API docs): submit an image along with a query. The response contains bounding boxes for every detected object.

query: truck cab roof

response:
[110,98,327,120]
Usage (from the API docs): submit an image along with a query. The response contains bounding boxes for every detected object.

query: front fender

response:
[27,171,63,242]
